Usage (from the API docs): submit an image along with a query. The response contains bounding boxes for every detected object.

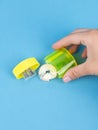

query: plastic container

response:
[44,48,77,78]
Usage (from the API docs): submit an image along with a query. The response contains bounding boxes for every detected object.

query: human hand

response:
[52,29,98,82]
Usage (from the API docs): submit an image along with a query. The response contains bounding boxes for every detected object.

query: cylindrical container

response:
[44,48,77,78]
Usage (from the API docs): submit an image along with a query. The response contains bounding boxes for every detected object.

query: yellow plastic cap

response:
[13,58,40,79]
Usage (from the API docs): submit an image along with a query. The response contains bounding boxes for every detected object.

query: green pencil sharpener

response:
[39,48,77,81]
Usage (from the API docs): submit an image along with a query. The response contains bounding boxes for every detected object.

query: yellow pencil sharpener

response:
[13,58,40,79]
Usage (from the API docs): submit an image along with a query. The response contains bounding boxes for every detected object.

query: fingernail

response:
[63,76,72,82]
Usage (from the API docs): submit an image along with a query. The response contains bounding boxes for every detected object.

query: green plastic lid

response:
[44,48,77,78]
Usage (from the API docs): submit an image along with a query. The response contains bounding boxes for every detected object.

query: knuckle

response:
[87,30,98,44]
[89,29,98,36]
[74,28,82,32]
[68,68,79,79]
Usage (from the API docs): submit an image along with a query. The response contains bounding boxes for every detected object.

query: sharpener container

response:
[44,48,77,78]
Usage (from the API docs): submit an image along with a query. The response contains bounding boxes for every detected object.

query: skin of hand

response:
[52,29,98,82]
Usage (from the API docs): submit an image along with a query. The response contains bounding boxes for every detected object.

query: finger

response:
[72,28,90,33]
[52,32,86,50]
[82,48,87,58]
[68,45,79,54]
[63,63,89,82]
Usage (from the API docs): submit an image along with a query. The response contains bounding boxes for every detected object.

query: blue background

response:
[0,0,98,130]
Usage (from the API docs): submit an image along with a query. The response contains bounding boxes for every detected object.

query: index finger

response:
[52,32,86,49]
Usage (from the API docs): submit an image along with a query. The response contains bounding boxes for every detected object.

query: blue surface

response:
[0,0,98,130]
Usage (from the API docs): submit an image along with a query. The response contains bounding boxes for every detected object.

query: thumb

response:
[63,63,89,82]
